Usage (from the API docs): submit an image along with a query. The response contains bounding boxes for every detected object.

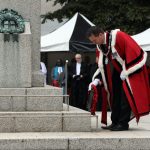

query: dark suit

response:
[69,62,88,109]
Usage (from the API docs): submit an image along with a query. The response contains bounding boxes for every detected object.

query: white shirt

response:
[58,67,63,74]
[40,62,47,75]
[104,32,106,44]
[76,62,81,75]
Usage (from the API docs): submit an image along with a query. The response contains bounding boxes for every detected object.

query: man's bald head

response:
[75,54,82,63]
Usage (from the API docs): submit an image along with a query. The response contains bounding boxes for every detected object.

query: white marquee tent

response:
[132,28,150,51]
[41,13,96,52]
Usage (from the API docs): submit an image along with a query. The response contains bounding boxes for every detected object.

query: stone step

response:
[0,86,64,111]
[0,106,91,132]
[0,132,149,150]
[0,113,149,150]
[0,86,63,95]
[0,95,64,111]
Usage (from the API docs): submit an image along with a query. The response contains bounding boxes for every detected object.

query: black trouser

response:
[111,69,131,126]
[70,79,87,109]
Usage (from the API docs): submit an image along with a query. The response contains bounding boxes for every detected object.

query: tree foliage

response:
[44,0,150,34]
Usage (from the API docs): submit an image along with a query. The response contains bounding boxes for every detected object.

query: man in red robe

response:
[87,26,150,131]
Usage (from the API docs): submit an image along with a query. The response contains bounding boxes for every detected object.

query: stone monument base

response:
[0,85,91,132]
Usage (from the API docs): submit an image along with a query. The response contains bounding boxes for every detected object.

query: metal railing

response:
[0,95,70,111]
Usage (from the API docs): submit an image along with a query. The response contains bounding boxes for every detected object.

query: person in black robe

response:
[69,54,88,109]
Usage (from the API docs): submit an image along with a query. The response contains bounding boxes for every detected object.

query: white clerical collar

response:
[76,63,81,75]
[104,32,106,44]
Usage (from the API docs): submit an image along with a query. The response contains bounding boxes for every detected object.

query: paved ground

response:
[91,112,150,137]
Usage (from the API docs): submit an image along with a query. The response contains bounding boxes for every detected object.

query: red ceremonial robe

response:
[111,29,150,122]
[93,29,150,124]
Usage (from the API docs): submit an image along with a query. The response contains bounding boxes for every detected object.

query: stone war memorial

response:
[0,0,92,149]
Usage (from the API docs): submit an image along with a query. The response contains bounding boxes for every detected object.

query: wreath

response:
[0,9,25,33]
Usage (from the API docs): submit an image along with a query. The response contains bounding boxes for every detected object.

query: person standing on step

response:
[86,26,150,131]
[69,54,88,109]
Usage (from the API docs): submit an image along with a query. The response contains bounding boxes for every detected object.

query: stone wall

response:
[0,23,32,87]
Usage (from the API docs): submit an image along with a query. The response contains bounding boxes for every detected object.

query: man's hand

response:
[88,79,101,91]
[120,70,127,80]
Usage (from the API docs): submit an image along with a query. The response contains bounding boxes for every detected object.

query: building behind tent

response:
[41,51,96,85]
[41,0,61,15]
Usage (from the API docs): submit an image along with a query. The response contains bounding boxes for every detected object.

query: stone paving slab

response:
[0,112,149,149]
[91,112,150,132]
[0,131,150,150]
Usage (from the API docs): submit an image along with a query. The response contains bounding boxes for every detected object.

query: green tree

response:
[44,0,150,34]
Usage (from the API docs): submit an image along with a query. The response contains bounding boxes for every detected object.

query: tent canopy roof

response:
[132,28,150,51]
[41,13,95,52]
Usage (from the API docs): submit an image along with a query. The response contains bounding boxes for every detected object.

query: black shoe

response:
[110,124,129,131]
[101,123,116,130]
